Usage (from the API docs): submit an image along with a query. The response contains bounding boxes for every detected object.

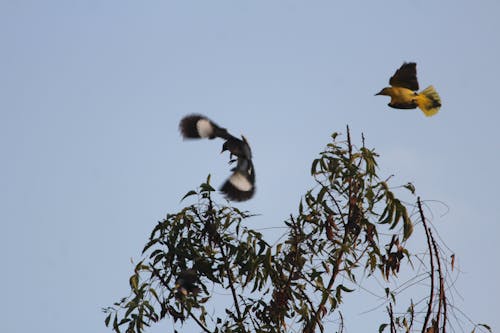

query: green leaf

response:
[391,203,401,229]
[338,284,355,292]
[311,159,319,175]
[200,182,215,192]
[105,314,111,327]
[149,288,161,303]
[316,186,328,203]
[130,274,139,290]
[181,190,197,201]
[113,315,119,332]
[142,239,159,254]
[379,323,388,333]
[403,213,413,240]
[478,324,492,332]
[379,204,393,224]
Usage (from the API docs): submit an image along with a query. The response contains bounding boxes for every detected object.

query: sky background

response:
[1,1,499,332]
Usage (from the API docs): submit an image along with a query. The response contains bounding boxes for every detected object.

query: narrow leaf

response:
[379,323,388,333]
[181,190,197,201]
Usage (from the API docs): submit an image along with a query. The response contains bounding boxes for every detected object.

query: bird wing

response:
[220,159,255,201]
[179,114,256,201]
[240,135,252,159]
[389,101,418,109]
[389,62,419,91]
[179,114,238,140]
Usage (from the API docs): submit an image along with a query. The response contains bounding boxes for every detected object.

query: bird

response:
[175,269,200,296]
[179,114,256,201]
[376,62,442,117]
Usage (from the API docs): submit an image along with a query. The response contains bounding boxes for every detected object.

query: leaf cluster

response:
[104,130,489,333]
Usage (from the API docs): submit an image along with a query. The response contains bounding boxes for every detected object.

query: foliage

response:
[104,128,489,333]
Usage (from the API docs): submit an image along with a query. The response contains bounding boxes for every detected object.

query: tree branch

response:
[418,197,435,333]
[206,195,245,331]
[150,268,212,333]
[430,227,447,333]
[388,302,396,333]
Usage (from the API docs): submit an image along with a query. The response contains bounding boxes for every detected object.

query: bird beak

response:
[375,91,382,96]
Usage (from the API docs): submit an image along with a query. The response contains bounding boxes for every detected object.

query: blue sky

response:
[1,1,499,332]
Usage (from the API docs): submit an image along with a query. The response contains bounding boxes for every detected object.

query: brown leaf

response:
[326,224,334,241]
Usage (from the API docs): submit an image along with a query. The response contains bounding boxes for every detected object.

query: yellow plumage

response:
[376,63,442,117]
[416,86,441,117]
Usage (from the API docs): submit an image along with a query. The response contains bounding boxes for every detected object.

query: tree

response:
[104,128,490,333]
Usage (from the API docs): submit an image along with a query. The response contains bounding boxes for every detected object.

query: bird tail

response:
[416,86,442,117]
[220,159,255,201]
[179,114,231,139]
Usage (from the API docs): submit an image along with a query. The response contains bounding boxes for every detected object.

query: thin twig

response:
[388,302,396,333]
[309,129,358,333]
[338,312,345,333]
[430,228,447,333]
[206,194,245,331]
[418,197,435,333]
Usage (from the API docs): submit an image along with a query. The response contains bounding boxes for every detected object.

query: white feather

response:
[196,119,214,138]
[229,172,253,192]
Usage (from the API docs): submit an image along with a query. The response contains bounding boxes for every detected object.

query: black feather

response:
[179,115,256,201]
[220,159,256,201]
[389,62,419,91]
[179,114,234,140]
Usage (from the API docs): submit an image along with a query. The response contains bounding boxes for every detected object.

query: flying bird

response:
[376,62,442,117]
[179,114,255,201]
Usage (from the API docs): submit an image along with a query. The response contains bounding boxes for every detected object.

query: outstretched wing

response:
[179,114,237,140]
[179,114,256,201]
[389,62,419,91]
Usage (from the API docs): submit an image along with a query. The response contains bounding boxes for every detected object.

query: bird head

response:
[375,87,391,96]
[221,138,249,159]
[221,141,230,154]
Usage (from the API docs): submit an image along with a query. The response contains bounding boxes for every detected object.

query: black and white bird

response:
[179,114,256,201]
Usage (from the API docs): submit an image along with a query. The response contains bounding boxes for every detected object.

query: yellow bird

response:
[376,62,442,117]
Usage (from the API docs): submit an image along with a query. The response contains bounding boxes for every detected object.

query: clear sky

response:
[1,1,499,332]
